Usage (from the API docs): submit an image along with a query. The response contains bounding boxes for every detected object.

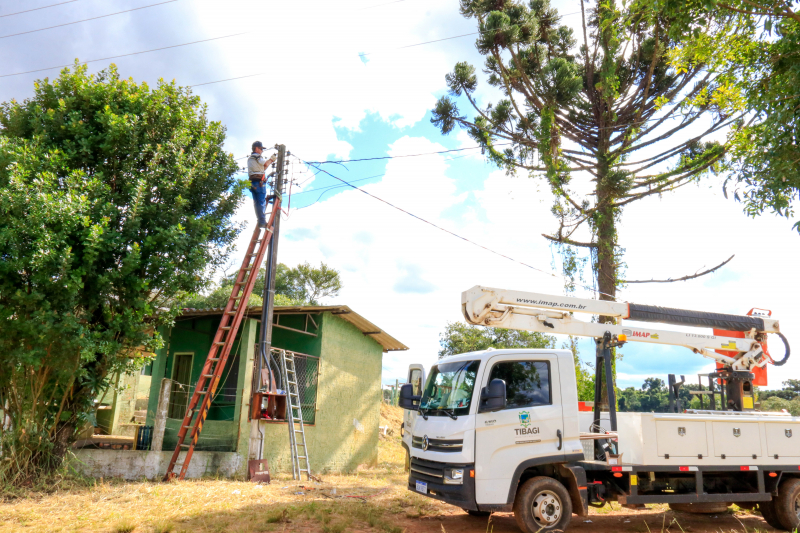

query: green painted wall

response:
[142,311,386,471]
[145,319,257,452]
[258,311,383,473]
[145,317,246,424]
[268,313,323,356]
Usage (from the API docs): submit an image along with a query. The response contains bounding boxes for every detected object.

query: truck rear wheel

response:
[772,478,800,531]
[513,476,572,533]
[759,501,785,530]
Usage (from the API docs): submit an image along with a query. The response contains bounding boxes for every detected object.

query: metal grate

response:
[274,349,319,424]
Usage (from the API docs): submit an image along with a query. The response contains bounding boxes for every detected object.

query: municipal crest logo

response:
[519,411,531,427]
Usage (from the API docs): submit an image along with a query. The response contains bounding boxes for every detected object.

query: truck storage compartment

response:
[655,420,708,458]
[764,422,799,459]
[615,412,800,466]
[712,422,761,458]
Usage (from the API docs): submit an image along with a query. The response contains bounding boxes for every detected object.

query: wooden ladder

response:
[280,349,312,480]
[163,206,279,481]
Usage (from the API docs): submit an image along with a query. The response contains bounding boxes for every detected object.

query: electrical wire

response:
[188,12,585,88]
[294,155,616,298]
[304,143,509,164]
[189,72,265,88]
[294,173,387,207]
[359,11,581,57]
[0,0,179,40]
[0,0,83,18]
[0,31,252,79]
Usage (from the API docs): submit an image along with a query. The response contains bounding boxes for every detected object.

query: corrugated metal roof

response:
[178,305,408,352]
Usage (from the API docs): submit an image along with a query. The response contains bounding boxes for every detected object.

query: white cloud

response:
[3,0,797,393]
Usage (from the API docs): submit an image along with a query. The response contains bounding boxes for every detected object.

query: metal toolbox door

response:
[712,422,762,458]
[655,421,708,458]
[765,423,800,459]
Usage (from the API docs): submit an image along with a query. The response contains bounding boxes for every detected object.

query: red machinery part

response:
[713,308,771,386]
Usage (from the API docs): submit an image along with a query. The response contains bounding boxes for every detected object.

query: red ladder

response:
[163,202,280,481]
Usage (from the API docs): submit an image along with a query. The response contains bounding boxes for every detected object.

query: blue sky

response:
[2,0,798,392]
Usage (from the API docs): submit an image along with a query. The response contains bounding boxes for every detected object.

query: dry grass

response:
[0,405,447,533]
[0,406,784,533]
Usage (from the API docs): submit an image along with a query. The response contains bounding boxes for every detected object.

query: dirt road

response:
[392,505,777,533]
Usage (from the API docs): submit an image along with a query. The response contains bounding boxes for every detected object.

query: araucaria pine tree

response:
[432,0,734,347]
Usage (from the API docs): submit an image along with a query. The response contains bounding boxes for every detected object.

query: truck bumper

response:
[408,457,478,511]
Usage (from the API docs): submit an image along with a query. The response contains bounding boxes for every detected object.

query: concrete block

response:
[68,449,243,480]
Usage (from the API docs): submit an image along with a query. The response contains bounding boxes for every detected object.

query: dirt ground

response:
[0,475,781,533]
[0,405,784,533]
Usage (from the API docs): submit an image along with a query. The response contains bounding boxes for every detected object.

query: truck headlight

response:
[443,468,464,485]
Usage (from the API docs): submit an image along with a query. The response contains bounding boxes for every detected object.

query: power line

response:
[304,144,510,164]
[359,11,582,57]
[0,31,252,79]
[189,72,265,88]
[293,155,617,299]
[0,0,83,18]
[293,173,387,206]
[0,0,179,40]
[294,156,581,290]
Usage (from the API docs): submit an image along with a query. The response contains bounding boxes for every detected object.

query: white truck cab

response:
[400,347,800,532]
[403,349,586,530]
[401,364,425,469]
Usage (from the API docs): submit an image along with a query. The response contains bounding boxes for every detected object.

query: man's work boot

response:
[257,220,267,228]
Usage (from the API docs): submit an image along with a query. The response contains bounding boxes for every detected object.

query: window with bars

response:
[292,352,320,425]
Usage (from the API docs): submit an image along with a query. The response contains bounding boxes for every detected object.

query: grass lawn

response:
[0,405,783,533]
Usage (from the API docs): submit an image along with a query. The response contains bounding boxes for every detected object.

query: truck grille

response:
[409,457,445,482]
[412,436,463,453]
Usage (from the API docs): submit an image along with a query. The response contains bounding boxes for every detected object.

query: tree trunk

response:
[594,157,619,409]
[52,420,76,465]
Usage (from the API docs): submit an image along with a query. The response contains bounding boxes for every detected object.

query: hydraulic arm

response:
[462,286,790,412]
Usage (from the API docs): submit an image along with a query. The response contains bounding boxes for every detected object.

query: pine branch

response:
[542,233,598,248]
[624,255,735,283]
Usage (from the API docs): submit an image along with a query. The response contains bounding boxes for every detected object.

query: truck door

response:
[402,364,426,457]
[474,353,564,504]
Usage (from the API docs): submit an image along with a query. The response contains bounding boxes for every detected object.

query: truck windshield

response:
[420,360,480,416]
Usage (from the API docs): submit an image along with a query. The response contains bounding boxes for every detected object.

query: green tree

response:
[438,321,556,358]
[562,336,595,402]
[758,378,800,401]
[0,65,242,482]
[432,0,731,395]
[662,1,800,230]
[761,396,800,416]
[185,261,342,309]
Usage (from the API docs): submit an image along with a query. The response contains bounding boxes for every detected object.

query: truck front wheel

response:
[513,476,573,533]
[772,478,800,531]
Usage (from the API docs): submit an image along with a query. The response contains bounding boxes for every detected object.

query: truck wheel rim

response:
[531,490,561,526]
[795,493,800,521]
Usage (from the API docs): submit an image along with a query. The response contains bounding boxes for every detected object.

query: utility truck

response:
[398,286,798,532]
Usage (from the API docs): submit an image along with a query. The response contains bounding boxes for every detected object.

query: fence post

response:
[151,378,171,452]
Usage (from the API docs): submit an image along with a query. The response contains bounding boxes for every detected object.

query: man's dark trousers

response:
[250,180,267,227]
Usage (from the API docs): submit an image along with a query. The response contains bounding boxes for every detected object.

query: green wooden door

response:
[169,352,193,419]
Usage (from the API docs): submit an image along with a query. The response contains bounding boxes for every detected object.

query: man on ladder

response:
[248,141,276,228]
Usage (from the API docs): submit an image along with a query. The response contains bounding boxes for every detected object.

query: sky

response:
[1,0,798,392]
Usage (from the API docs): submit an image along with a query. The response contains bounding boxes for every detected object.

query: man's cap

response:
[252,140,265,151]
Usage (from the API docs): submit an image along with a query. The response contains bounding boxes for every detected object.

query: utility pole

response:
[256,144,286,393]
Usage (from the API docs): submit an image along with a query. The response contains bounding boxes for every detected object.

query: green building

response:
[135,304,407,476]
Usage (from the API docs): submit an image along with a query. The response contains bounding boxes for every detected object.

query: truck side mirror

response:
[479,378,507,412]
[398,383,421,411]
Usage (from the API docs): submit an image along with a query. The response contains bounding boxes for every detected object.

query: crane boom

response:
[461,285,782,372]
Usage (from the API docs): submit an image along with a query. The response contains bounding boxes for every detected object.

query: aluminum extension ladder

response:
[163,207,280,481]
[279,349,312,480]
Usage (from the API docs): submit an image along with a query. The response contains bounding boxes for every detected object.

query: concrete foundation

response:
[68,449,243,480]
